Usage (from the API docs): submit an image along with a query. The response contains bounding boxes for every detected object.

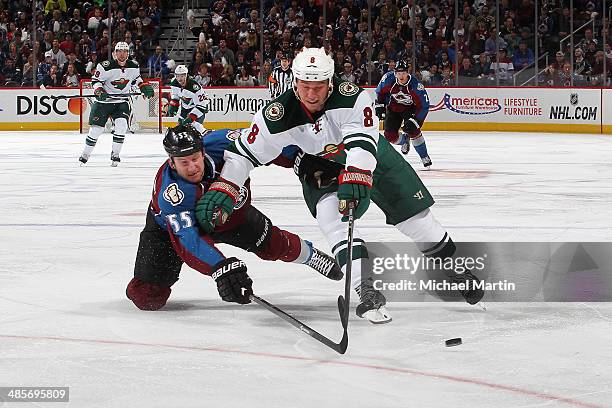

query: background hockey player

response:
[167,65,209,134]
[195,48,484,324]
[375,60,432,168]
[268,52,294,98]
[127,125,342,311]
[79,42,155,166]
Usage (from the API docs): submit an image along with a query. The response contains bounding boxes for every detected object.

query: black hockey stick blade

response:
[250,294,348,354]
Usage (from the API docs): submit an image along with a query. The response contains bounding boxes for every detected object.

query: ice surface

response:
[1,131,611,407]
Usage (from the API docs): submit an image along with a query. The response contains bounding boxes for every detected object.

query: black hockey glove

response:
[374,104,386,121]
[212,257,253,304]
[404,117,421,134]
[293,151,344,189]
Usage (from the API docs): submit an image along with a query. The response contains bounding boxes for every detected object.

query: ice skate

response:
[421,155,432,169]
[452,270,485,305]
[401,141,410,155]
[78,154,89,166]
[111,155,121,167]
[355,278,392,324]
[305,245,343,281]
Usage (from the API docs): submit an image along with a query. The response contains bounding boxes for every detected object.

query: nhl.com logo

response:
[430,93,501,115]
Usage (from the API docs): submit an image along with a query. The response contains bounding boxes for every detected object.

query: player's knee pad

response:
[126,277,171,311]
[87,125,105,140]
[384,129,401,144]
[113,118,128,136]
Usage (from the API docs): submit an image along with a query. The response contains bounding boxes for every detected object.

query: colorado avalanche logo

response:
[163,183,184,206]
[233,186,249,209]
[264,102,284,121]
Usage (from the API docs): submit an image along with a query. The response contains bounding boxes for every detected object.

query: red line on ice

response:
[0,333,602,408]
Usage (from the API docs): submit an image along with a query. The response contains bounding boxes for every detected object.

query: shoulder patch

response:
[163,183,184,206]
[417,83,425,91]
[264,102,284,121]
[226,130,241,141]
[193,83,201,91]
[233,186,249,210]
[338,82,359,96]
[101,60,110,68]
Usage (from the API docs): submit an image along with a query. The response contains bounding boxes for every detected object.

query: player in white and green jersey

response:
[167,65,209,134]
[195,48,485,323]
[78,42,155,166]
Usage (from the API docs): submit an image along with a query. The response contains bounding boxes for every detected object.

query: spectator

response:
[45,0,68,15]
[147,45,170,82]
[37,52,53,83]
[214,39,235,67]
[62,62,80,87]
[474,53,492,77]
[489,48,514,82]
[589,51,612,86]
[43,63,62,87]
[62,51,85,78]
[512,41,534,70]
[258,59,272,88]
[84,51,99,77]
[339,58,356,83]
[194,63,211,87]
[459,57,479,78]
[59,32,75,55]
[235,65,257,86]
[47,39,67,68]
[573,47,591,83]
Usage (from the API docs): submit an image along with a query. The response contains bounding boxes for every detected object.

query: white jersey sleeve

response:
[221,110,286,186]
[339,91,379,172]
[170,84,181,102]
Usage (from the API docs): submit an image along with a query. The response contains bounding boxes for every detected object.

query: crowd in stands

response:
[186,0,611,88]
[0,0,163,87]
[0,0,611,88]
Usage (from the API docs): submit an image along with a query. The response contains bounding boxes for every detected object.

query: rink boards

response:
[0,86,611,134]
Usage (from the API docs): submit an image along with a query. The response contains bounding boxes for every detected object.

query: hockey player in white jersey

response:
[195,48,485,323]
[79,42,155,166]
[167,65,209,134]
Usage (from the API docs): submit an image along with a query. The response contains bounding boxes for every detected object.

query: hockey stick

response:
[250,294,348,354]
[53,92,143,99]
[249,206,355,354]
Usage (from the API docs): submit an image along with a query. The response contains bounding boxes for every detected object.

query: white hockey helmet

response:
[175,65,189,75]
[292,47,334,82]
[114,41,129,52]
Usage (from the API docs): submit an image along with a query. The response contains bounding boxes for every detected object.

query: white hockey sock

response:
[112,135,125,157]
[395,209,447,252]
[316,193,365,290]
[82,125,104,157]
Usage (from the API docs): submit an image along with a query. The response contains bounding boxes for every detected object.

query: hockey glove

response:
[293,150,343,189]
[337,166,373,221]
[375,104,386,121]
[195,179,240,233]
[212,257,253,304]
[139,82,155,99]
[167,100,179,116]
[94,88,108,101]
[178,114,197,126]
[404,117,421,134]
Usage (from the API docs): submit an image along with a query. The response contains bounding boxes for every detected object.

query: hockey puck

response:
[445,338,462,347]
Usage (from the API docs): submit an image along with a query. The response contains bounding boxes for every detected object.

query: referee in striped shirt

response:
[268,52,294,98]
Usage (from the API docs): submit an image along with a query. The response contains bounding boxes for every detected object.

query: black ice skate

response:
[355,278,392,324]
[111,155,121,167]
[421,155,432,169]
[78,155,89,165]
[306,246,343,281]
[452,270,485,305]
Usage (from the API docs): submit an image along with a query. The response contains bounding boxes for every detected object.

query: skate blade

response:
[474,302,487,311]
[363,306,392,324]
[111,162,119,167]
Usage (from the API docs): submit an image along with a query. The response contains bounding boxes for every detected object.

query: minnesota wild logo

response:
[111,78,130,90]
[338,82,359,96]
[181,96,192,104]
